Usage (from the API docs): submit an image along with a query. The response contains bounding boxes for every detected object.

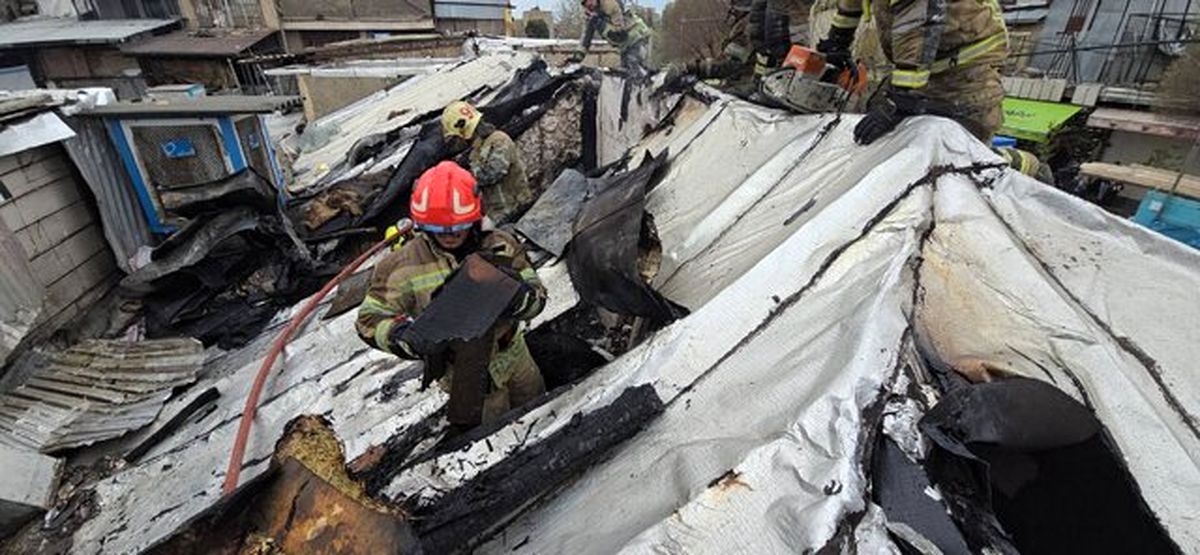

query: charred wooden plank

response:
[413,384,665,553]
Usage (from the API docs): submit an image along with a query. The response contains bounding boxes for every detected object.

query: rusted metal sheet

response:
[146,415,421,554]
[258,459,421,555]
[0,338,204,453]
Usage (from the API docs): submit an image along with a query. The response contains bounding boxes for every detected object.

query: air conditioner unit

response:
[106,113,283,233]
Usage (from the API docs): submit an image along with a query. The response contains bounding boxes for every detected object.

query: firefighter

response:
[818,0,1008,144]
[569,0,653,79]
[356,161,547,432]
[441,101,533,225]
[748,0,815,78]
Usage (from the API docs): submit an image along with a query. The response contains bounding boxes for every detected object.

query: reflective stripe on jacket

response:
[832,0,1008,90]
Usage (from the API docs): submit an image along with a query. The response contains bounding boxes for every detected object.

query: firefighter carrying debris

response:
[818,0,1009,144]
[569,0,653,79]
[441,101,533,225]
[356,161,547,433]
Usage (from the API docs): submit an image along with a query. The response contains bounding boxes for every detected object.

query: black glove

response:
[567,49,586,63]
[607,28,629,44]
[854,88,925,145]
[816,26,855,71]
[386,316,420,360]
[507,281,537,320]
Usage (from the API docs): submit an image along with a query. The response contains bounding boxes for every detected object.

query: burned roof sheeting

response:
[42,71,1200,555]
[0,339,204,453]
[289,51,538,193]
[386,93,1200,552]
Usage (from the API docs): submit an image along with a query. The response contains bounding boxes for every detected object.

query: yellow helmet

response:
[441,101,482,141]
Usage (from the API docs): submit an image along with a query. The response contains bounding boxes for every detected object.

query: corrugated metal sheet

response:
[121,29,277,58]
[0,17,180,49]
[60,116,155,274]
[0,111,76,158]
[0,338,204,453]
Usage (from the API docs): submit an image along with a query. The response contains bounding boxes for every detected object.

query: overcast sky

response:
[511,0,669,19]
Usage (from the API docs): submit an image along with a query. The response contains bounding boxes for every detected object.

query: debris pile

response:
[0,338,203,453]
[2,49,1198,555]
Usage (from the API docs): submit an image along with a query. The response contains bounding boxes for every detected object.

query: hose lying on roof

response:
[221,219,414,495]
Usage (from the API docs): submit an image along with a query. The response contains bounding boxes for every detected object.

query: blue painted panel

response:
[1133,190,1200,249]
[259,115,287,195]
[217,116,246,171]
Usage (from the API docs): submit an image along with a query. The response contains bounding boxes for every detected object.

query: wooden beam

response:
[1086,107,1200,140]
[1080,162,1200,199]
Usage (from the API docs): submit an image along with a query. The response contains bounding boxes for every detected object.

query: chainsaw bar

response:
[759,68,850,114]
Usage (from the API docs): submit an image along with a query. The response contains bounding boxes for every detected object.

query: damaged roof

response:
[288,50,538,192]
[0,17,180,49]
[14,55,1200,555]
[0,339,204,453]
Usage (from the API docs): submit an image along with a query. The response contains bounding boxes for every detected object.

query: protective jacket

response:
[582,0,651,53]
[469,127,533,224]
[356,230,547,388]
[997,146,1053,184]
[833,0,1009,139]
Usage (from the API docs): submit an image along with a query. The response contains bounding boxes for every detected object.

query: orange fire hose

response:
[221,219,412,495]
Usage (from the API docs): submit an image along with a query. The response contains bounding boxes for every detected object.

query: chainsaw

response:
[758,45,867,113]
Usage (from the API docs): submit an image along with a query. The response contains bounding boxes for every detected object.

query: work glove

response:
[386,315,421,360]
[816,26,855,73]
[606,28,629,44]
[567,49,586,64]
[854,88,925,145]
[507,281,538,320]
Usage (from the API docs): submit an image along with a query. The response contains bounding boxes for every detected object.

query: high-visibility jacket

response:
[356,230,547,386]
[832,0,1008,91]
[582,0,651,54]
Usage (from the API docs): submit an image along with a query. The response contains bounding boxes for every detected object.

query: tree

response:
[660,0,731,63]
[526,18,551,39]
[554,0,587,39]
[1157,43,1200,116]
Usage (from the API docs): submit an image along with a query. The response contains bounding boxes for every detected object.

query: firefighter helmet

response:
[441,101,482,141]
[410,161,482,233]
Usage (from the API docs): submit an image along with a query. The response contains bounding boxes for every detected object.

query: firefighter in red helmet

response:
[356,161,547,432]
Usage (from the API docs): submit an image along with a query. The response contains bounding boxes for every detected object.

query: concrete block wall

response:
[0,144,118,339]
[0,444,61,536]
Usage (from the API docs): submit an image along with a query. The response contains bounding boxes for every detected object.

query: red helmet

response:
[410,161,483,232]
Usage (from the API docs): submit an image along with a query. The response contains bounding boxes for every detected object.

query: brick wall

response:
[0,144,117,337]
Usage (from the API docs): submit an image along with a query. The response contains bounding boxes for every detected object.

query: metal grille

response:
[132,124,229,189]
[1098,11,1199,86]
[235,116,273,182]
